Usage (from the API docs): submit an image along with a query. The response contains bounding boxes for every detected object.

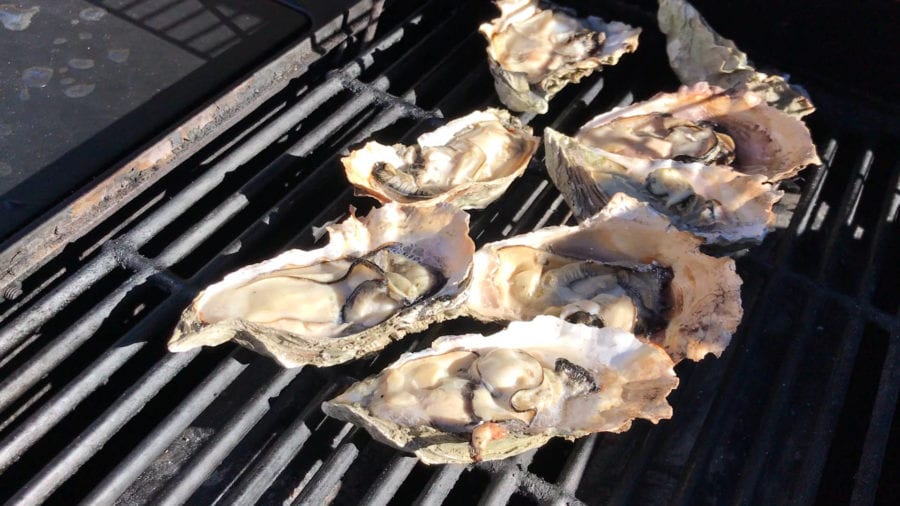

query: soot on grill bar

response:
[0,0,896,504]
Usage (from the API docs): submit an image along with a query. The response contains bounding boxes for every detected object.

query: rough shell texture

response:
[342,109,538,210]
[578,83,820,181]
[657,0,815,119]
[168,204,474,367]
[322,315,677,464]
[479,0,640,113]
[465,193,743,362]
[544,127,782,246]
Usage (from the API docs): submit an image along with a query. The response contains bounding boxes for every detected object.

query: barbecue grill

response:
[0,0,897,504]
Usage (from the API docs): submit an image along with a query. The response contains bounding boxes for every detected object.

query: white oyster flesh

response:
[479,0,640,113]
[465,193,743,363]
[322,315,678,464]
[168,203,475,368]
[657,0,815,118]
[343,109,538,210]
[544,127,782,246]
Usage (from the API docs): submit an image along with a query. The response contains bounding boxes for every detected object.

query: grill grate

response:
[0,0,898,504]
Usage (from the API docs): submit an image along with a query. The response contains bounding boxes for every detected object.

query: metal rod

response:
[80,352,253,505]
[6,350,200,505]
[219,383,344,506]
[154,367,302,505]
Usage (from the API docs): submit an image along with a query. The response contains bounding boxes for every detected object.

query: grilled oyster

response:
[479,0,640,113]
[322,315,677,464]
[465,193,742,362]
[343,109,539,210]
[544,127,781,245]
[657,0,814,118]
[577,83,819,181]
[168,204,474,367]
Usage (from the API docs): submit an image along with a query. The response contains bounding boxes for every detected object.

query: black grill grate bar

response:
[80,350,252,505]
[730,298,855,505]
[666,162,833,504]
[337,74,442,119]
[358,454,419,506]
[813,148,876,282]
[790,159,900,504]
[0,272,137,415]
[153,366,303,505]
[217,382,344,505]
[0,293,193,474]
[850,330,900,505]
[482,453,536,506]
[728,145,886,503]
[517,471,587,506]
[857,158,900,300]
[550,434,597,505]
[105,238,188,293]
[292,427,361,505]
[774,139,837,261]
[6,350,200,505]
[415,464,465,505]
[0,253,119,358]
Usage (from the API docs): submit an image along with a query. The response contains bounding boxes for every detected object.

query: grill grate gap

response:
[815,322,890,505]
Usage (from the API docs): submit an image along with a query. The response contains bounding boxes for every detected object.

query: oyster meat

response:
[322,315,678,464]
[577,83,820,181]
[464,193,743,362]
[168,204,474,367]
[479,0,640,113]
[657,0,815,118]
[343,109,539,210]
[544,127,781,246]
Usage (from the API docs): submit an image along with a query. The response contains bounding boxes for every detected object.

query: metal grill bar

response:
[792,158,900,504]
[728,145,882,503]
[7,350,200,505]
[153,367,302,505]
[359,455,419,505]
[292,427,361,505]
[80,351,252,505]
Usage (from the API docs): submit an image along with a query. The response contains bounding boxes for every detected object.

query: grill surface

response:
[0,0,898,504]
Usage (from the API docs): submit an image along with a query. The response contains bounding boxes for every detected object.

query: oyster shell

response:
[657,0,815,119]
[322,315,677,464]
[578,83,820,181]
[464,193,743,362]
[168,204,474,368]
[479,0,640,113]
[342,109,539,210]
[543,127,782,245]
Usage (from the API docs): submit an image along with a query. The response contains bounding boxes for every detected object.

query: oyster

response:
[322,315,677,464]
[342,109,539,210]
[544,127,781,245]
[577,83,820,181]
[479,0,641,113]
[657,0,814,118]
[464,193,743,362]
[168,204,474,368]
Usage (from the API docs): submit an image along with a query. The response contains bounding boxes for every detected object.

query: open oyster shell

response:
[479,0,640,113]
[578,83,820,181]
[464,193,742,362]
[657,0,815,119]
[322,315,677,464]
[544,127,782,246]
[168,204,474,368]
[342,109,539,210]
